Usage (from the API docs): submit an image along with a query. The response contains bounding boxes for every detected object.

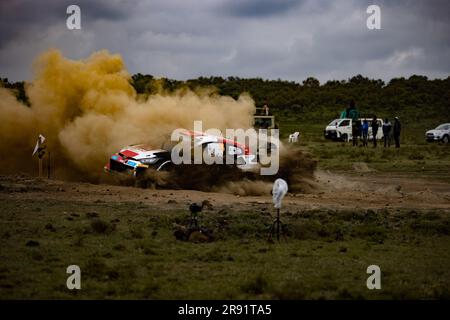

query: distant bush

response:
[353,224,387,243]
[410,220,450,236]
[90,219,114,234]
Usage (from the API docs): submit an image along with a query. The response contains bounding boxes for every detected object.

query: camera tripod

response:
[188,212,200,231]
[267,208,287,242]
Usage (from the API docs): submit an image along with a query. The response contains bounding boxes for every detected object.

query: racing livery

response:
[104,130,257,177]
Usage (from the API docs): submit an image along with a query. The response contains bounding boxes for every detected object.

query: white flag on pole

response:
[32,134,46,156]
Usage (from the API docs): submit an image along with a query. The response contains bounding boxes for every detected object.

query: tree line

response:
[2,74,449,123]
[131,73,450,123]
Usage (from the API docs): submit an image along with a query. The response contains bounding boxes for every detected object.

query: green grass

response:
[1,198,449,299]
[275,114,450,175]
[303,142,450,174]
[1,111,449,299]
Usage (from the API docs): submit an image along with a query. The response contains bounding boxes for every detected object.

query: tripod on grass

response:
[268,208,287,242]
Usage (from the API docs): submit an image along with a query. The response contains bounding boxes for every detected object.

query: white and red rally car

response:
[104,130,257,177]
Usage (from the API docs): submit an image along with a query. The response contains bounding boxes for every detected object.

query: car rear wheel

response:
[442,135,449,144]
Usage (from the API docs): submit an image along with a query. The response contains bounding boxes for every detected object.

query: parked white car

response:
[425,123,450,143]
[324,118,384,142]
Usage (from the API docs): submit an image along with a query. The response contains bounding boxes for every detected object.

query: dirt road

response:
[1,171,449,213]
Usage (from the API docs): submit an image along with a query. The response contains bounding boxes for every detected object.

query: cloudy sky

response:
[1,0,450,82]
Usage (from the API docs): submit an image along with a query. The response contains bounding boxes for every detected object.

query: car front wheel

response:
[442,135,449,144]
[341,134,348,142]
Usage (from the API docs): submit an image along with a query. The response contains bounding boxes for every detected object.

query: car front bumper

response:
[105,157,149,176]
[426,135,441,142]
[324,130,338,139]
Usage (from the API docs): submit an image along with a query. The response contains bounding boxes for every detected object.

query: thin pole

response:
[277,208,280,241]
[47,151,51,179]
[38,158,42,178]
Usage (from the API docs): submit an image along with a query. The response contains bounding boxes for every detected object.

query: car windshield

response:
[339,120,350,127]
[328,120,339,126]
[435,124,448,130]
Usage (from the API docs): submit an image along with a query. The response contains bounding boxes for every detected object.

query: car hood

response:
[119,144,167,160]
[426,129,444,135]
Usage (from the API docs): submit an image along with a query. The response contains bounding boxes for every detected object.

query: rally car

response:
[104,130,257,177]
[104,144,172,177]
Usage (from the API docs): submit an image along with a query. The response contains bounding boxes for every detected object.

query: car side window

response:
[339,120,350,127]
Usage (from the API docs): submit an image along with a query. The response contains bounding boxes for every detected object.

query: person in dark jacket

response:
[383,118,392,148]
[352,119,360,146]
[393,117,401,148]
[371,116,379,147]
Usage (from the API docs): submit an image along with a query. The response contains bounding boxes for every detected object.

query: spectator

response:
[352,119,360,146]
[362,119,369,147]
[262,104,270,116]
[357,119,362,145]
[346,99,356,118]
[383,118,392,148]
[393,117,401,148]
[372,116,379,147]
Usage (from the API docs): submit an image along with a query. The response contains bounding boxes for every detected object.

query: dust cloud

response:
[0,49,254,179]
[131,146,318,195]
[0,49,316,195]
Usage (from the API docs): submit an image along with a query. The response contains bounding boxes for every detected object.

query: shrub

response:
[91,219,114,234]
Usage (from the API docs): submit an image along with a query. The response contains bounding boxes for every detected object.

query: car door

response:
[339,119,351,138]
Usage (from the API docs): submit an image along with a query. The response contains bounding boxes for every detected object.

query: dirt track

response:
[1,170,449,213]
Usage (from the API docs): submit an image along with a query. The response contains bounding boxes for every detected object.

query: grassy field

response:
[1,110,449,300]
[305,142,450,174]
[278,117,450,175]
[1,196,449,299]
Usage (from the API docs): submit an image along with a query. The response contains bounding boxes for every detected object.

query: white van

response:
[324,118,384,142]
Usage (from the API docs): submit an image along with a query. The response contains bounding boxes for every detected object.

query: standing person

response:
[372,115,379,148]
[383,118,392,148]
[393,116,401,148]
[356,119,362,145]
[346,99,356,118]
[352,119,359,146]
[362,119,369,147]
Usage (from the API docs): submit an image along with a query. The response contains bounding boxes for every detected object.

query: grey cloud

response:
[0,0,449,82]
[0,0,128,48]
[218,0,302,18]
